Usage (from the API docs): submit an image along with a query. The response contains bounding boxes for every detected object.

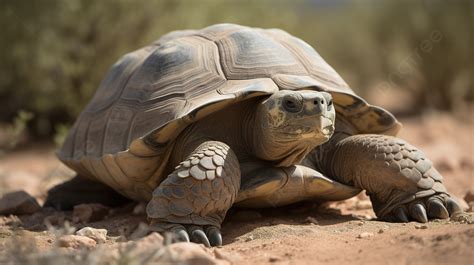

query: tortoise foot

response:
[325,134,465,223]
[151,223,222,247]
[147,141,239,247]
[389,195,464,223]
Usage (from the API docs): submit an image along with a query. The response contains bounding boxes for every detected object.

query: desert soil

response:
[0,112,473,265]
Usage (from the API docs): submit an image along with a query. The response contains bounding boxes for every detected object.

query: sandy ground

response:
[0,112,473,264]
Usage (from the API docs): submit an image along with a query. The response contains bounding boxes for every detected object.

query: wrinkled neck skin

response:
[250,107,330,167]
[171,98,332,168]
[303,114,356,174]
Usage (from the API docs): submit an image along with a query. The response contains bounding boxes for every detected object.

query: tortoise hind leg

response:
[44,176,131,210]
[147,141,240,247]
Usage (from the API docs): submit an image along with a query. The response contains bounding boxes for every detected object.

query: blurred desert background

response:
[0,1,473,264]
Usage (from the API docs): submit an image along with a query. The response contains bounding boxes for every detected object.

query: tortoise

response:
[46,24,463,247]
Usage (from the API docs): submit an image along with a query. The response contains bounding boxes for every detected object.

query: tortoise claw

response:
[394,206,409,223]
[189,226,211,247]
[410,203,428,223]
[173,227,190,243]
[206,226,222,247]
[446,197,463,216]
[427,198,449,219]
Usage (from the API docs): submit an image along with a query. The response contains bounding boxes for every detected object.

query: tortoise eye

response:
[283,97,302,113]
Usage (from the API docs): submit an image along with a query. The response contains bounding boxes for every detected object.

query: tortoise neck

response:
[249,101,315,167]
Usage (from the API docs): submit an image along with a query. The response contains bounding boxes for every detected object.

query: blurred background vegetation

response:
[0,0,472,145]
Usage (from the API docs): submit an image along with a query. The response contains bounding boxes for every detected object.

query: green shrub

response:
[0,0,472,137]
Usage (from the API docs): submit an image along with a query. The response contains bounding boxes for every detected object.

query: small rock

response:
[378,229,385,234]
[244,235,254,242]
[132,202,146,215]
[268,255,280,262]
[357,232,374,239]
[0,190,41,215]
[72,203,109,223]
[305,216,319,225]
[357,221,365,226]
[58,235,96,249]
[231,210,262,222]
[415,224,428,229]
[355,200,372,210]
[76,227,107,243]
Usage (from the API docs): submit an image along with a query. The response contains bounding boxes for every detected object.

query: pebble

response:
[0,190,41,215]
[72,203,109,223]
[357,232,374,239]
[76,227,108,243]
[355,200,372,210]
[415,224,428,229]
[58,235,96,249]
[357,221,365,226]
[244,235,254,242]
[305,216,319,225]
[378,225,389,234]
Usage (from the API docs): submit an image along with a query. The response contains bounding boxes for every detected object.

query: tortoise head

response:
[253,90,335,165]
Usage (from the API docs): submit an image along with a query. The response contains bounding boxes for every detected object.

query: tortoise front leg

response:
[147,141,240,247]
[314,134,464,222]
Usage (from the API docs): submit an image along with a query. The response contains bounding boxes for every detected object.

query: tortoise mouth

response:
[274,122,334,141]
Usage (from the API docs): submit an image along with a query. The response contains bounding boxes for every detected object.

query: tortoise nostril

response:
[314,99,325,106]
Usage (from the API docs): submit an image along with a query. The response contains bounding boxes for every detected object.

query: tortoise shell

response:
[58,24,401,200]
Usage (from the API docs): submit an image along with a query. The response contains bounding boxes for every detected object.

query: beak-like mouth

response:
[275,115,334,139]
[319,116,334,136]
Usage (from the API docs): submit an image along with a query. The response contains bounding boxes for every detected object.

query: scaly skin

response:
[147,141,240,247]
[306,117,464,222]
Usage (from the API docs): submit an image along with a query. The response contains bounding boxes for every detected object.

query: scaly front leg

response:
[147,141,240,246]
[312,134,464,223]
